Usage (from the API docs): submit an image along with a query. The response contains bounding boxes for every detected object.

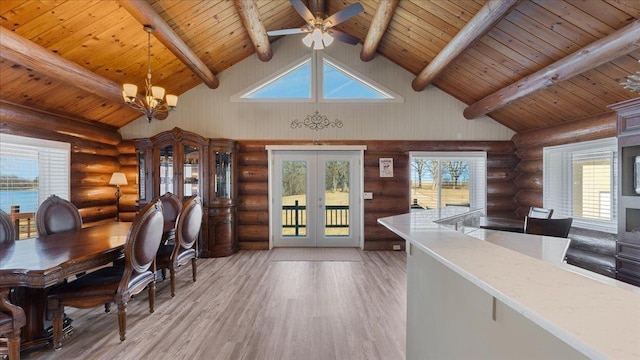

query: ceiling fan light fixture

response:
[322,32,334,47]
[302,33,314,47]
[313,39,324,50]
[311,28,323,42]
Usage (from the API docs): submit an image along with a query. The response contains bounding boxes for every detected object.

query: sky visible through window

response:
[243,57,392,100]
[248,62,311,99]
[323,62,386,99]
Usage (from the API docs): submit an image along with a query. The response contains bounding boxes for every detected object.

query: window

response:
[232,53,402,103]
[242,59,312,100]
[0,134,70,216]
[543,137,617,233]
[409,152,487,219]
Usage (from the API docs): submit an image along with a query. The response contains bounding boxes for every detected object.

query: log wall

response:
[237,140,518,251]
[0,101,124,227]
[511,112,617,217]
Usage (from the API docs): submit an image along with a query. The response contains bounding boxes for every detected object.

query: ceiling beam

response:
[118,0,219,89]
[464,19,640,120]
[360,0,399,62]
[234,0,272,62]
[412,0,520,92]
[0,26,124,103]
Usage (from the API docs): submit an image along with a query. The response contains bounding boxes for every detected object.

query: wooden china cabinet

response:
[610,98,640,286]
[133,127,238,257]
[207,139,239,257]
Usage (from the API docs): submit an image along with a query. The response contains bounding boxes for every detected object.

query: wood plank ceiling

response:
[1,0,639,133]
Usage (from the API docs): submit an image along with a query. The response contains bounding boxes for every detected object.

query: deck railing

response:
[282,200,349,236]
[7,211,37,239]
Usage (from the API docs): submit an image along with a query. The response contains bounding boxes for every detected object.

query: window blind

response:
[543,137,617,233]
[0,134,70,213]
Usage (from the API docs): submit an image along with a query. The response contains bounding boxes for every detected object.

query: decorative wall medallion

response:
[291,111,343,131]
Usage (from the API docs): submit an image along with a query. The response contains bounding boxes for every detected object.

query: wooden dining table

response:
[0,222,131,350]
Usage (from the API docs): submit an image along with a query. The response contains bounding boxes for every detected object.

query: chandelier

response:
[301,25,333,50]
[620,59,640,93]
[122,25,177,122]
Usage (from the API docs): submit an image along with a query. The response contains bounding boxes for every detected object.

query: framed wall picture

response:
[379,158,393,177]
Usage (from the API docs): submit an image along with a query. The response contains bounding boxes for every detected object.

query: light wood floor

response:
[23,250,407,360]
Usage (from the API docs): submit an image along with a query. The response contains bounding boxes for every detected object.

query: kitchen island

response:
[378,210,640,360]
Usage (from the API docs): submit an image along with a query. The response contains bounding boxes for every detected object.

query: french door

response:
[271,150,361,247]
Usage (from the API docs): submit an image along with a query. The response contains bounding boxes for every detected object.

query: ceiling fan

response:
[267,0,364,50]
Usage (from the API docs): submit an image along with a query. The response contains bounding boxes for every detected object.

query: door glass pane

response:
[324,160,349,236]
[183,145,199,198]
[215,152,232,199]
[159,145,173,195]
[281,160,306,236]
[441,160,470,214]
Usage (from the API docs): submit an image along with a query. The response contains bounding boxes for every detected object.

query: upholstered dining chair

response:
[156,196,203,297]
[47,200,164,349]
[0,209,16,243]
[528,206,554,219]
[0,288,26,360]
[524,216,573,238]
[36,195,83,236]
[158,192,183,280]
[159,192,182,229]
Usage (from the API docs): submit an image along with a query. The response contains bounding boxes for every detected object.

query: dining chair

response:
[158,192,182,280]
[0,209,16,243]
[528,206,554,219]
[0,288,26,360]
[156,196,203,297]
[524,216,573,238]
[47,199,165,349]
[36,195,83,236]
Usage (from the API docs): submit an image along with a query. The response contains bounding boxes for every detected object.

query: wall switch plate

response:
[363,192,373,200]
[393,245,401,251]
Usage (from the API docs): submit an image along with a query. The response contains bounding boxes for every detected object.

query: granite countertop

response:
[378,211,640,360]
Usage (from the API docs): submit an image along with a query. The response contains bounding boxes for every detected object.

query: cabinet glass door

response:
[159,144,174,195]
[138,150,146,200]
[184,144,199,198]
[215,152,232,199]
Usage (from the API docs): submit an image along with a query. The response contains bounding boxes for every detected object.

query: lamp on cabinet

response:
[109,172,128,222]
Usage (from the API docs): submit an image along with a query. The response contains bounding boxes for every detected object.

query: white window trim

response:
[319,54,403,103]
[231,55,315,103]
[231,52,403,103]
[543,137,618,234]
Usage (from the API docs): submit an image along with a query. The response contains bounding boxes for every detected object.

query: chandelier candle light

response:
[122,25,177,122]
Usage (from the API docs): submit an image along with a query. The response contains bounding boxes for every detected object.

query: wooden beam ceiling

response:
[234,0,272,62]
[412,0,520,92]
[0,26,123,103]
[464,19,640,120]
[118,0,219,89]
[360,0,399,62]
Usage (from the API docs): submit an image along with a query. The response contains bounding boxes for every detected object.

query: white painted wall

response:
[120,35,514,141]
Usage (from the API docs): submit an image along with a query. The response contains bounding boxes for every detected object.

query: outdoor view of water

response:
[0,189,38,213]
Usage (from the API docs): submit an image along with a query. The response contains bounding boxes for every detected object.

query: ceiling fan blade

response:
[323,2,364,28]
[290,0,315,23]
[327,29,360,45]
[267,28,308,36]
